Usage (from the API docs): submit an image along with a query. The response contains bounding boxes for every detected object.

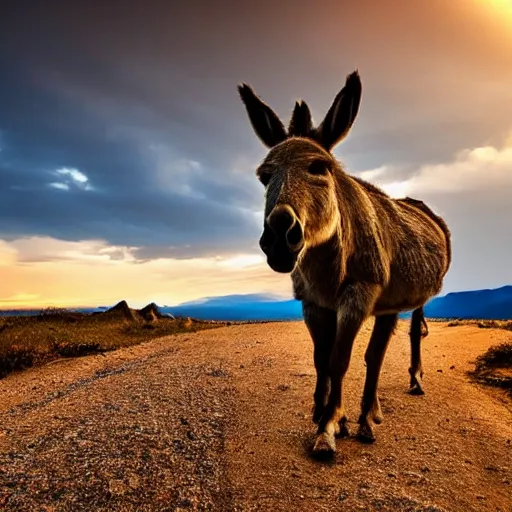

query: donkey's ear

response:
[288,100,313,137]
[314,70,362,151]
[238,83,288,148]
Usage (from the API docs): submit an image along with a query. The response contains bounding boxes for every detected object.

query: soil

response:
[0,320,511,511]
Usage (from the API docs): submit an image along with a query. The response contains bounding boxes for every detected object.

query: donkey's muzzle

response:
[259,205,304,273]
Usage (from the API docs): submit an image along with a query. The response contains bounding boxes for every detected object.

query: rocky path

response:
[0,321,511,511]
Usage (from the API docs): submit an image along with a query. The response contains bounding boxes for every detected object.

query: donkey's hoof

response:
[409,385,425,396]
[336,420,350,438]
[409,371,425,395]
[312,432,336,458]
[408,379,425,395]
[357,422,376,444]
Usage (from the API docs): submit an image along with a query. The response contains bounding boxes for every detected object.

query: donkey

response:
[237,71,451,456]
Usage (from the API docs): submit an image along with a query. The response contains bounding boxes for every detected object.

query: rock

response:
[104,300,138,322]
[138,303,163,321]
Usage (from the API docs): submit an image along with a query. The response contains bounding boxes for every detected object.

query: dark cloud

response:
[0,164,261,257]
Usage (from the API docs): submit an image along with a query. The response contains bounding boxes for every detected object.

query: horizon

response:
[1,283,511,312]
[2,0,512,308]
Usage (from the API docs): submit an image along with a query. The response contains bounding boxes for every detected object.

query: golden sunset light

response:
[0,238,290,309]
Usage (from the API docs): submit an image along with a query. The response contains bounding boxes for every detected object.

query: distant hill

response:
[1,286,511,321]
[162,286,512,322]
[160,294,302,321]
[422,285,512,320]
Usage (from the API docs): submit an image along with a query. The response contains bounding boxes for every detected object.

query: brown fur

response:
[238,71,451,456]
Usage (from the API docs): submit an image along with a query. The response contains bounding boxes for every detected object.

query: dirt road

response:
[0,321,511,511]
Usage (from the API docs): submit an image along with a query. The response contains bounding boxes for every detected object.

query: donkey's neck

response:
[291,169,360,309]
[293,232,345,309]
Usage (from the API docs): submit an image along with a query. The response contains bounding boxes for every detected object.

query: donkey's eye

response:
[308,160,329,176]
[258,172,272,186]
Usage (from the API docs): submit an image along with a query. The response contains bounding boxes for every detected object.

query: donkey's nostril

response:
[286,222,304,252]
[259,226,276,253]
[267,206,294,235]
[266,205,304,254]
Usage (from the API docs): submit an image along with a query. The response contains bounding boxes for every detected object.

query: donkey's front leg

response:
[312,284,378,457]
[303,301,336,424]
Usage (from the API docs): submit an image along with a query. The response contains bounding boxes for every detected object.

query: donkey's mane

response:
[350,175,389,197]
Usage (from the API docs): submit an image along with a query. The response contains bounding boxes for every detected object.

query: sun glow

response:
[480,0,512,18]
[219,254,265,269]
[0,237,288,309]
[487,0,512,8]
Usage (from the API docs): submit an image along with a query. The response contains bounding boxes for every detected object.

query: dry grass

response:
[0,307,223,379]
[475,342,512,368]
[470,341,512,396]
[446,318,512,330]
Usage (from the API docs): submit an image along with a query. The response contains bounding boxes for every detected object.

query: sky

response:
[1,0,512,309]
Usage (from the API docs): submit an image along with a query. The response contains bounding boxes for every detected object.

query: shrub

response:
[0,346,35,378]
[470,342,512,397]
[54,341,105,358]
[474,342,512,370]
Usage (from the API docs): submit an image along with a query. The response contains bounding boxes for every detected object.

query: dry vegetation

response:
[470,341,512,397]
[2,306,511,397]
[0,301,224,379]
[446,318,512,330]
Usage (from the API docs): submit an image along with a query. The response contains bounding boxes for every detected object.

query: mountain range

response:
[1,286,511,321]
[160,285,512,322]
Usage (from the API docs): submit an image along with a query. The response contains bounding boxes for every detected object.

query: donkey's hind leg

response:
[421,314,429,338]
[409,307,427,395]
